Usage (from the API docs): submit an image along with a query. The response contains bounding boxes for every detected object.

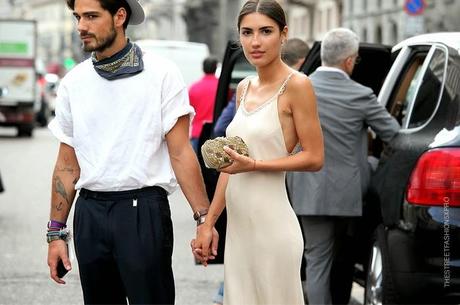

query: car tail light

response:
[406,148,460,207]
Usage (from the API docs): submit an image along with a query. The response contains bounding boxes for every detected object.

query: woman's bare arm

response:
[221,74,324,174]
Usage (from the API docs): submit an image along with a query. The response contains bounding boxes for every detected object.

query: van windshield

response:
[136,40,210,86]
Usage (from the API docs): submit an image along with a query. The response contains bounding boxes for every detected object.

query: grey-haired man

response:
[287,28,400,305]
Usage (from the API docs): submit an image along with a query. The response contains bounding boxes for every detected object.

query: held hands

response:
[191,224,219,266]
[47,239,71,284]
[219,146,256,174]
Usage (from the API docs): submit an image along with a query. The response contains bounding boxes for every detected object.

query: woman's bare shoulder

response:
[289,72,311,89]
[286,72,313,99]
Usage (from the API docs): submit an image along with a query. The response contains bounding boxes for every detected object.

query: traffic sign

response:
[404,0,426,16]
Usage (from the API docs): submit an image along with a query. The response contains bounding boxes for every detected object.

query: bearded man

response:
[46,0,217,304]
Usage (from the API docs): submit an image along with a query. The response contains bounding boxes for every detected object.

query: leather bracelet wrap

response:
[193,208,208,226]
[46,228,71,243]
[193,208,208,221]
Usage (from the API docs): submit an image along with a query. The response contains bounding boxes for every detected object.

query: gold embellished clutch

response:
[201,136,249,169]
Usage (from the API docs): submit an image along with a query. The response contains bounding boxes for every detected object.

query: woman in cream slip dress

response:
[223,73,305,305]
[191,1,324,304]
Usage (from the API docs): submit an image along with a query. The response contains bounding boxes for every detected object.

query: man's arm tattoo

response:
[56,166,75,173]
[55,202,64,211]
[54,176,71,206]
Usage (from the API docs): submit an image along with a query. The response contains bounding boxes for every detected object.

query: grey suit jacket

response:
[287,70,400,216]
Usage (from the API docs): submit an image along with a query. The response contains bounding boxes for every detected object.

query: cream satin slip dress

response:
[223,72,305,305]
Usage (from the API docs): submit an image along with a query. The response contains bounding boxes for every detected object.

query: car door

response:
[370,43,452,227]
[363,38,460,303]
[301,42,392,95]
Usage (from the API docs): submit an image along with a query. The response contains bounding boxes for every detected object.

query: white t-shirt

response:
[48,51,195,193]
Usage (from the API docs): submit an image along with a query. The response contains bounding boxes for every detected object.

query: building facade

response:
[342,0,460,45]
[182,0,343,57]
[183,0,241,57]
[1,0,189,72]
[129,0,188,41]
[285,0,342,44]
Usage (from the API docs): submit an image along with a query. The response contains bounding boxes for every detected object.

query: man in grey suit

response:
[286,28,400,305]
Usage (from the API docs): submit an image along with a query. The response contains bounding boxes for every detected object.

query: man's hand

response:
[191,225,219,266]
[47,240,71,284]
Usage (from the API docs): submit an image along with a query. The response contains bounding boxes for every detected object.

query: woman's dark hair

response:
[237,0,286,32]
[66,0,132,29]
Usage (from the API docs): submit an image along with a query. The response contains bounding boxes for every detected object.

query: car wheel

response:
[364,225,398,305]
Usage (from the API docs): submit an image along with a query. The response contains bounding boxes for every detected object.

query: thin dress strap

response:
[239,77,252,105]
[277,72,296,96]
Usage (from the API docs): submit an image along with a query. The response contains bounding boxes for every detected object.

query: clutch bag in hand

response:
[201,136,249,169]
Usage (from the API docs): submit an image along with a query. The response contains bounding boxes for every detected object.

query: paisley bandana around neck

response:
[92,41,144,80]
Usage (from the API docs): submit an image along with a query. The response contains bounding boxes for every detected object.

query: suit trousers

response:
[74,186,175,305]
[300,216,356,305]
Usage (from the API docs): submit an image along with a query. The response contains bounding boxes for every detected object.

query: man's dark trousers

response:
[74,186,174,305]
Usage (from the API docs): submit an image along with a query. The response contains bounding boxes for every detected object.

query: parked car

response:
[135,39,209,86]
[198,33,460,303]
[359,32,460,304]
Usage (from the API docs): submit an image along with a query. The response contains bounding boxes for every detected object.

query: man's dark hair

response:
[282,38,310,67]
[66,0,132,29]
[203,56,218,74]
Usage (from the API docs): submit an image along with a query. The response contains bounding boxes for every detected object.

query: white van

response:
[135,40,210,86]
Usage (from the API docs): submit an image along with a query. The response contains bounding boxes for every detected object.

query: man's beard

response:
[82,26,117,53]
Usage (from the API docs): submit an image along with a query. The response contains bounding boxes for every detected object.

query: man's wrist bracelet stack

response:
[193,208,208,226]
[46,219,69,243]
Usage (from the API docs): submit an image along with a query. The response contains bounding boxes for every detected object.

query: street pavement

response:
[0,126,363,305]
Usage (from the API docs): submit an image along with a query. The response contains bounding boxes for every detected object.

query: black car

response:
[198,32,460,304]
[360,33,460,304]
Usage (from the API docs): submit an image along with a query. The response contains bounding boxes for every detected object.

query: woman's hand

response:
[219,146,256,174]
[191,224,219,266]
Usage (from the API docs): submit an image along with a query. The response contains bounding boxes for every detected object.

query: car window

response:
[388,46,446,129]
[445,54,460,127]
[407,48,446,129]
[388,54,426,125]
[400,65,423,127]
